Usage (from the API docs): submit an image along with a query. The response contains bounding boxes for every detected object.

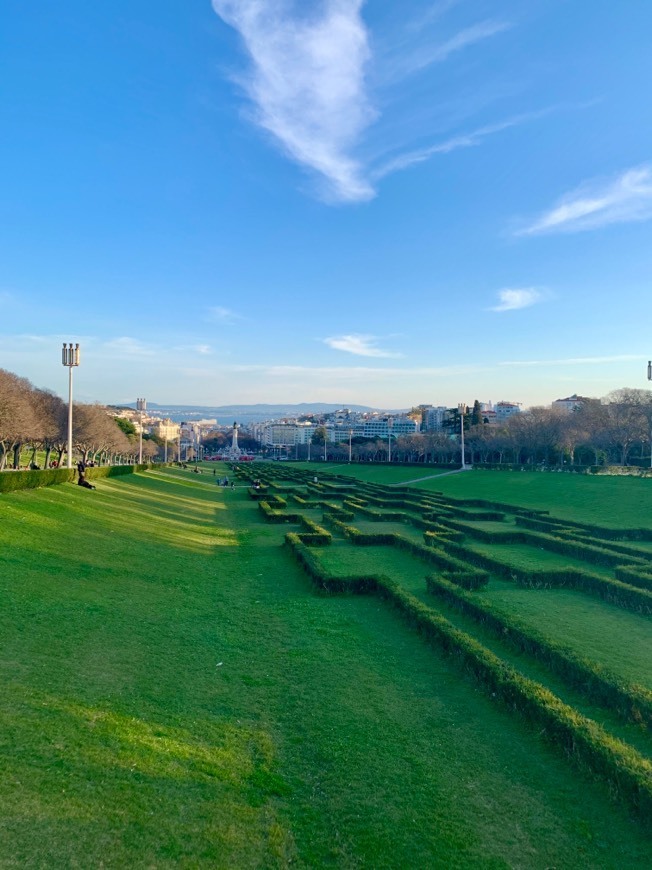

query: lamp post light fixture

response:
[348,428,353,463]
[458,403,467,469]
[61,343,80,469]
[136,398,146,463]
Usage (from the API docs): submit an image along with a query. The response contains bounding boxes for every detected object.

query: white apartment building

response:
[421,407,448,431]
[494,401,521,421]
[552,394,587,413]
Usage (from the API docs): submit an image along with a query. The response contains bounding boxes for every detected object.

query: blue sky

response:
[1,0,651,409]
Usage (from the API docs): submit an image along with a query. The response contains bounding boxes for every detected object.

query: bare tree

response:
[0,369,40,470]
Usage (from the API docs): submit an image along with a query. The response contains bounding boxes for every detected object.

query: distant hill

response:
[112,402,385,424]
[149,402,375,413]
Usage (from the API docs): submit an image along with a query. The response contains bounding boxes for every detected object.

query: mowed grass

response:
[411,468,652,529]
[291,461,451,485]
[1,468,651,866]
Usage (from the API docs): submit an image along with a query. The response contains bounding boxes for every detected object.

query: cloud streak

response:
[212,0,375,202]
[517,165,652,235]
[389,19,511,80]
[323,333,403,358]
[499,354,645,368]
[206,306,241,324]
[374,108,552,179]
[490,287,542,312]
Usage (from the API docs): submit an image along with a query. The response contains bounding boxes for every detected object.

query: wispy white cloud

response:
[516,165,652,235]
[206,306,241,324]
[212,0,375,203]
[490,287,542,312]
[174,343,213,356]
[499,354,645,368]
[225,362,479,379]
[374,108,551,179]
[323,333,403,358]
[389,19,511,80]
[212,2,519,202]
[102,337,156,357]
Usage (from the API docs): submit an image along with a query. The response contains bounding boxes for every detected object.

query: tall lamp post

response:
[324,427,328,462]
[137,398,146,464]
[61,343,80,469]
[458,403,467,469]
[647,362,652,467]
[348,428,353,463]
[387,419,394,464]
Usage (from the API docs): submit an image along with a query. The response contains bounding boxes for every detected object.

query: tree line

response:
[0,368,159,470]
[309,389,652,467]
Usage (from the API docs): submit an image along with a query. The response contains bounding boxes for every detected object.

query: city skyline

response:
[2,1,651,407]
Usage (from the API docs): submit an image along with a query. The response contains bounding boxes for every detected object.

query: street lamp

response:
[387,419,394,463]
[137,398,146,463]
[348,428,353,463]
[324,428,328,462]
[61,343,80,469]
[647,362,652,467]
[458,403,467,469]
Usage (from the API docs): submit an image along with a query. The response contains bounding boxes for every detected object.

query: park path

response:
[388,467,473,486]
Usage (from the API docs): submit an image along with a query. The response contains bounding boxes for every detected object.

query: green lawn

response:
[412,469,652,529]
[1,467,651,866]
[290,461,451,485]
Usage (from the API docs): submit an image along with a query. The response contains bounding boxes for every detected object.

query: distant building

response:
[151,418,180,440]
[494,401,521,421]
[552,394,587,413]
[421,407,448,431]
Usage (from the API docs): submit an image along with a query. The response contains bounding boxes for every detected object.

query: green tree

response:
[115,417,137,437]
[471,400,483,427]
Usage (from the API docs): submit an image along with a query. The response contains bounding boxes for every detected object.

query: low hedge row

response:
[414,518,464,540]
[320,502,354,521]
[284,532,378,593]
[354,504,408,523]
[299,516,332,545]
[615,566,652,593]
[425,574,652,728]
[258,501,302,524]
[517,514,652,542]
[446,521,648,571]
[283,535,652,820]
[0,463,149,493]
[441,519,530,545]
[440,540,652,614]
[439,570,489,591]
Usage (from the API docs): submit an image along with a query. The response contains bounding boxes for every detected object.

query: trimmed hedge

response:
[615,566,652,594]
[425,574,652,728]
[439,570,489,591]
[443,521,649,571]
[320,502,355,521]
[258,501,302,524]
[284,534,652,821]
[440,539,652,615]
[516,514,652,543]
[298,516,332,545]
[0,464,149,493]
[284,532,378,593]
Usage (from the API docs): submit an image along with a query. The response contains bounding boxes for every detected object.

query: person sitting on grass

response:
[77,472,96,490]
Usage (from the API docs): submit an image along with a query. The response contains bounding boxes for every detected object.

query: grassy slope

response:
[410,469,652,529]
[309,461,652,528]
[0,468,650,866]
